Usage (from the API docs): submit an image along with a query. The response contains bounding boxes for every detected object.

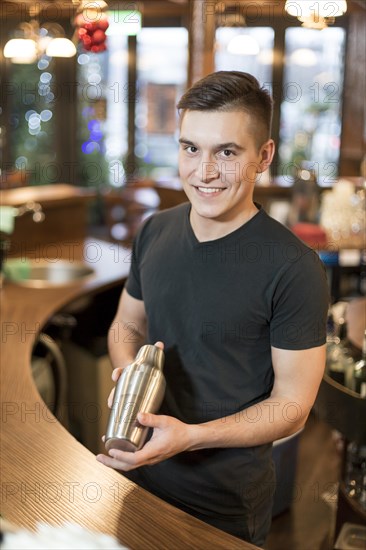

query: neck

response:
[190,202,259,242]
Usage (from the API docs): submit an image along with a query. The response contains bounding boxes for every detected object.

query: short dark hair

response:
[177,71,273,148]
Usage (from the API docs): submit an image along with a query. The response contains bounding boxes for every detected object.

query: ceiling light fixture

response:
[290,48,318,66]
[3,38,38,64]
[227,34,260,56]
[3,20,76,64]
[215,8,260,57]
[285,0,347,29]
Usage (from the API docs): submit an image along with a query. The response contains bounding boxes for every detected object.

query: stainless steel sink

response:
[4,259,95,288]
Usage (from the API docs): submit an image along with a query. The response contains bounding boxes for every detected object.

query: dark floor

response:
[266,414,342,550]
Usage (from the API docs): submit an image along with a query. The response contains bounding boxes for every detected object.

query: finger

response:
[137,411,161,428]
[107,446,154,468]
[107,448,141,465]
[154,341,164,350]
[112,367,123,382]
[96,453,135,472]
[107,387,115,408]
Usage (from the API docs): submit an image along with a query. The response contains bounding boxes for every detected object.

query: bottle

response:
[105,344,165,453]
[327,314,355,388]
[326,305,355,389]
[288,162,321,226]
[353,330,366,398]
[344,442,366,511]
[325,310,340,374]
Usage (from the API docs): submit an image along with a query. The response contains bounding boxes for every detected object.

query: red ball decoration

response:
[98,18,109,32]
[74,10,109,53]
[84,21,98,33]
[91,30,106,45]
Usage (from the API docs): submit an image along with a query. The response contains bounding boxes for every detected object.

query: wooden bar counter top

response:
[0,239,259,549]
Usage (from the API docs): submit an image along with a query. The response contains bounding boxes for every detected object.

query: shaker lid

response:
[135,344,164,370]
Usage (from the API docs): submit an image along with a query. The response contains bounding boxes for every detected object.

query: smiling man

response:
[178,108,272,241]
[97,71,329,547]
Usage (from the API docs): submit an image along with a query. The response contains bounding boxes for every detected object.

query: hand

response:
[107,341,165,408]
[96,412,193,472]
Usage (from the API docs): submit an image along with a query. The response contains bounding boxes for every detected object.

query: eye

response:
[185,145,198,154]
[220,149,235,158]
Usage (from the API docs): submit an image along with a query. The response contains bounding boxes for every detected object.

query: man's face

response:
[178,109,274,227]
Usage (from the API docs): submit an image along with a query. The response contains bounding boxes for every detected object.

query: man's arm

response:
[189,344,326,449]
[97,344,326,470]
[107,288,147,392]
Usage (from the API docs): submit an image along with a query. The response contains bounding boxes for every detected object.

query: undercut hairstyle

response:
[177,71,273,149]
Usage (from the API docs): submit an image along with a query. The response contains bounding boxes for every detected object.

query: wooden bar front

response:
[0,239,259,550]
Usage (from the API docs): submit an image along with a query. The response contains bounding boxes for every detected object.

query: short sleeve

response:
[125,228,144,300]
[270,250,330,350]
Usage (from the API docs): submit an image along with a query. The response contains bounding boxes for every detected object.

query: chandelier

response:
[284,0,347,29]
[3,19,76,64]
[215,8,260,56]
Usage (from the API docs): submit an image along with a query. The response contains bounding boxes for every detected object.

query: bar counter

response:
[0,239,259,549]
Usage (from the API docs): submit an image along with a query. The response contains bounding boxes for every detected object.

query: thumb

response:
[137,412,160,427]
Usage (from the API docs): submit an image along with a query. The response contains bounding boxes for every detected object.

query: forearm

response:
[97,396,310,472]
[107,318,146,370]
[188,395,310,451]
[98,347,324,471]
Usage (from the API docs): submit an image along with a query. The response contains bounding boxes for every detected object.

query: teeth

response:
[197,187,224,194]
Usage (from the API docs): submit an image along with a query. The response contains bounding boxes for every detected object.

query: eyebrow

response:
[179,138,244,152]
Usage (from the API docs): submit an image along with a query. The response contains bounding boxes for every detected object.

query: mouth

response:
[193,186,227,198]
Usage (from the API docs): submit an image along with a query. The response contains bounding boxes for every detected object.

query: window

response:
[214,23,346,182]
[7,57,57,185]
[2,12,350,189]
[278,27,346,184]
[76,32,129,188]
[76,24,188,187]
[135,27,188,180]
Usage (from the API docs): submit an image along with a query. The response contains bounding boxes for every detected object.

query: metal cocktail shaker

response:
[105,345,165,453]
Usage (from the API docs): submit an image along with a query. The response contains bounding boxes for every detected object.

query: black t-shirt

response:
[125,202,329,530]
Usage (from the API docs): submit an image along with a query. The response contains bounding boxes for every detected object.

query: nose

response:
[197,159,219,184]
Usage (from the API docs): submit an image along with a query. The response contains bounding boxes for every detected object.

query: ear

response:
[257,139,275,173]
